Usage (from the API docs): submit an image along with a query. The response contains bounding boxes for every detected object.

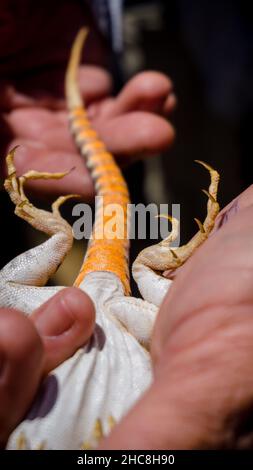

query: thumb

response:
[31,287,95,374]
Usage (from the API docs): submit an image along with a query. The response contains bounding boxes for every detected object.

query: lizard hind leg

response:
[132,161,220,305]
[4,146,77,239]
[105,296,158,350]
[0,147,80,314]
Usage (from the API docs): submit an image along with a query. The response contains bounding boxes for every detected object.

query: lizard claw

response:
[202,189,216,203]
[4,147,73,237]
[194,217,205,233]
[195,159,216,173]
[5,146,19,177]
[52,194,81,215]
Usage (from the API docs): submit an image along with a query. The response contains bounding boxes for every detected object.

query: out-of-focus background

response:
[123,0,252,237]
[1,0,253,293]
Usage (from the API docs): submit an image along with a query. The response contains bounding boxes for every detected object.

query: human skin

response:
[3,46,253,451]
[3,2,253,451]
[0,71,175,446]
[1,68,176,198]
[0,0,177,446]
[4,176,253,451]
[0,44,176,448]
[0,0,176,187]
[99,185,253,449]
[0,287,95,448]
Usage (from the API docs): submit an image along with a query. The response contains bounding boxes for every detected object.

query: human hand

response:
[1,68,176,199]
[0,287,94,447]
[99,185,253,449]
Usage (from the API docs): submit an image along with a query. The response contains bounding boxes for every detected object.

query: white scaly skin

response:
[0,28,220,448]
[0,149,158,450]
[0,159,219,451]
[3,270,155,449]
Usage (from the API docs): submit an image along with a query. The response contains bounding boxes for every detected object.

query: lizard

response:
[0,28,220,449]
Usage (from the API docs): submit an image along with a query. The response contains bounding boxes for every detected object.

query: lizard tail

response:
[65,28,131,295]
[65,28,89,109]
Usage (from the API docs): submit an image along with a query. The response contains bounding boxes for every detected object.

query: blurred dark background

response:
[124,0,253,244]
[1,0,252,289]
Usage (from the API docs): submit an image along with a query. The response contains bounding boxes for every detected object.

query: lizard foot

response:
[133,160,220,273]
[4,146,77,238]
[159,160,220,266]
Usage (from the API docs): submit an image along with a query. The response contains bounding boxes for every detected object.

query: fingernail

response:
[35,290,75,337]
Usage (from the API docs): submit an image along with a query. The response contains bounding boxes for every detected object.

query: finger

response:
[89,71,175,119]
[1,67,112,112]
[32,288,95,374]
[95,111,175,158]
[0,309,44,446]
[59,108,175,159]
[5,108,75,152]
[78,65,112,104]
[7,106,175,161]
[164,92,177,114]
[6,140,94,199]
[0,84,65,112]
